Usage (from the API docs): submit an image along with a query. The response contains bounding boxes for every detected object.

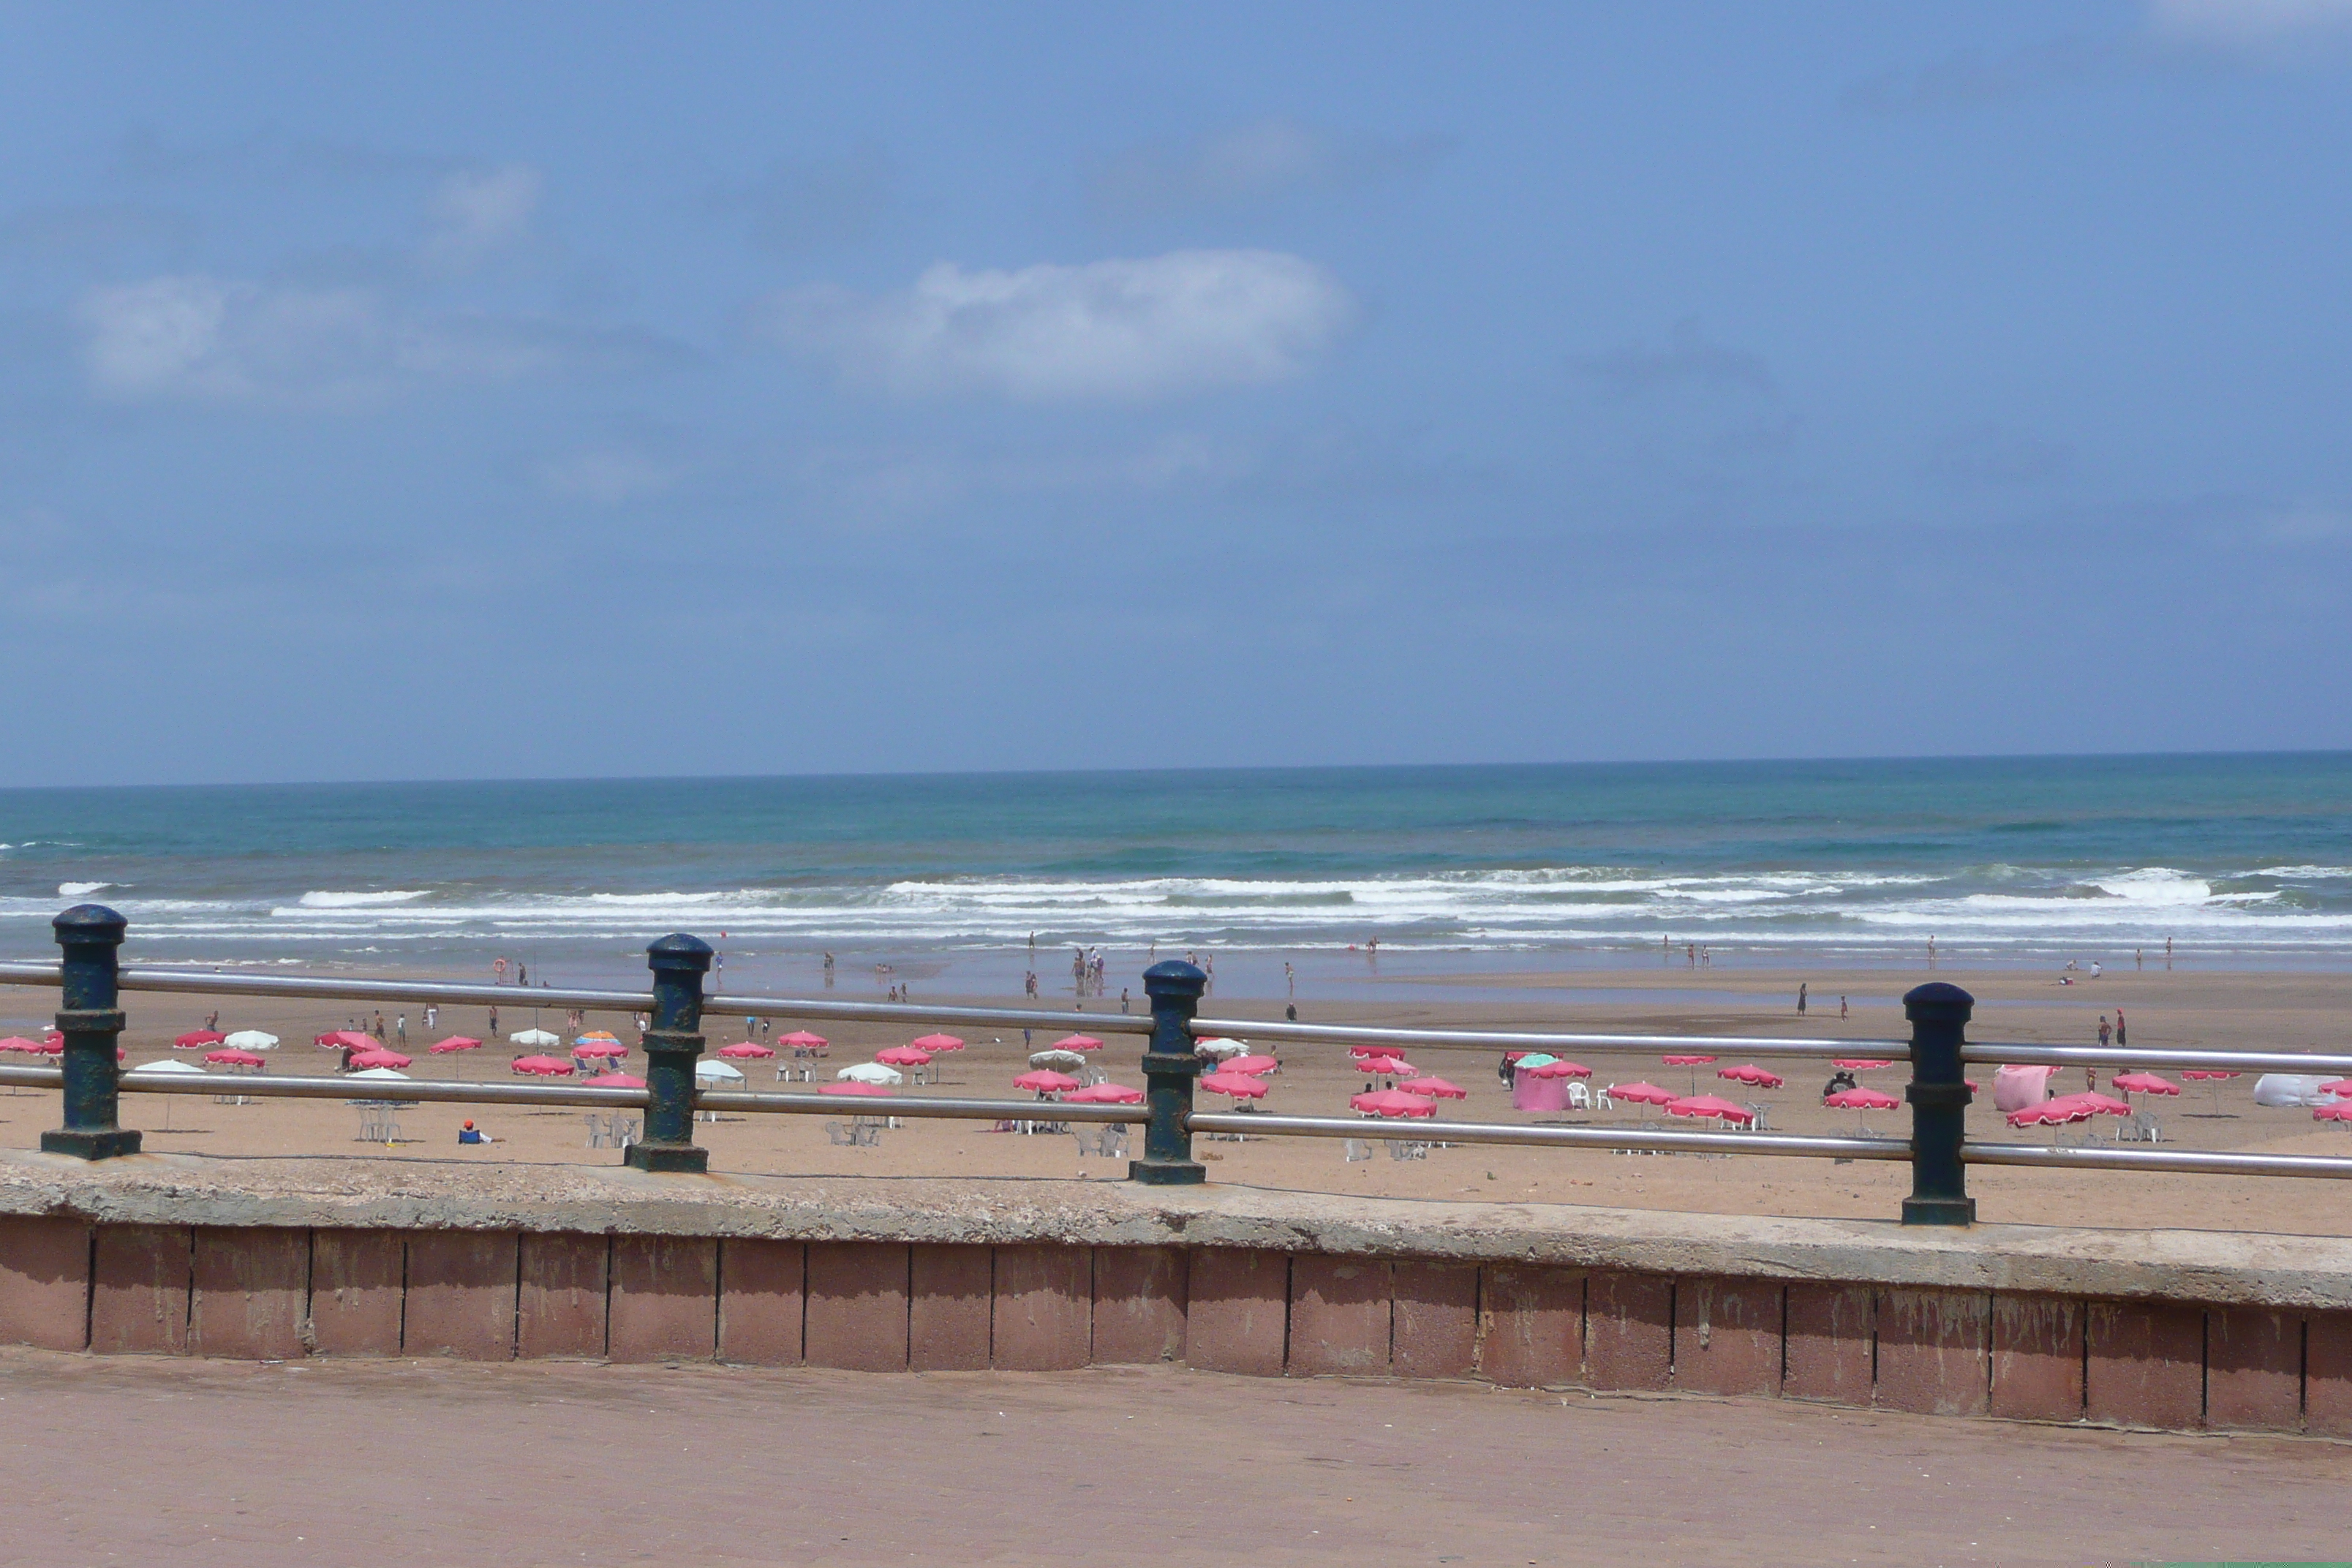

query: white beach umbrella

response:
[127,1058,206,1076]
[348,1066,411,1081]
[1028,1049,1087,1071]
[1194,1037,1248,1060]
[837,1061,903,1086]
[222,1030,279,1051]
[510,1028,561,1047]
[694,1058,745,1083]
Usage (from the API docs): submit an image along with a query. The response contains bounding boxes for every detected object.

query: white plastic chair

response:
[1567,1081,1591,1110]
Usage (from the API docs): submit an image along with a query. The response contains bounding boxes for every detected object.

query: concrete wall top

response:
[2,1149,2346,1308]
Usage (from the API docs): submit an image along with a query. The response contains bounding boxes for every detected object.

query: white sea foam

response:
[294,890,431,909]
[56,882,112,897]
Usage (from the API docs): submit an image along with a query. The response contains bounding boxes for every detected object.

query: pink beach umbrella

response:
[1825,1085,1900,1133]
[818,1080,892,1097]
[1608,1080,1677,1123]
[0,1036,48,1054]
[716,1041,774,1060]
[584,1071,646,1088]
[1662,1052,1717,1090]
[875,1046,933,1068]
[1224,1055,1280,1077]
[349,1048,411,1071]
[173,1030,226,1051]
[428,1036,483,1055]
[1053,1034,1105,1052]
[203,1048,266,1068]
[1716,1063,1784,1089]
[2315,1101,2352,1124]
[1399,1075,1467,1100]
[573,1040,628,1060]
[1014,1068,1080,1096]
[317,1030,374,1052]
[1352,1088,1436,1118]
[780,1030,829,1052]
[510,1055,575,1077]
[2111,1071,2180,1100]
[2318,1079,2352,1096]
[1834,1058,1896,1071]
[911,1033,965,1053]
[2179,1068,2242,1114]
[1199,1071,1268,1101]
[1522,1059,1591,1079]
[1357,1055,1417,1079]
[1064,1082,1144,1104]
[1665,1094,1757,1126]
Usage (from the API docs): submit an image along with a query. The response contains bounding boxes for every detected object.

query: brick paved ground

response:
[0,1349,2341,1566]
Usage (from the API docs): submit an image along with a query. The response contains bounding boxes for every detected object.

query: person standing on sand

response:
[1798,983,1808,1014]
[425,1006,437,1032]
[1687,943,1696,968]
[1839,996,1848,1019]
[489,1006,498,1038]
[396,1014,406,1047]
[2115,1009,2127,1048]
[1120,988,1131,1014]
[1929,936,1937,968]
[2098,1015,2112,1049]
[823,951,835,988]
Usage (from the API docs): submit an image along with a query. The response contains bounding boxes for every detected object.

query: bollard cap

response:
[1902,981,1975,1022]
[1142,960,1207,1003]
[647,932,715,976]
[54,904,127,947]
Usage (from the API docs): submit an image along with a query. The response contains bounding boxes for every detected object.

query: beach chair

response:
[1567,1082,1590,1110]
[355,1104,399,1143]
[824,1120,859,1147]
[1746,1104,1770,1131]
[585,1114,608,1148]
[1594,1087,1614,1111]
[1386,1139,1428,1161]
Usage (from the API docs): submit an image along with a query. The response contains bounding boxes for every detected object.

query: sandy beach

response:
[7,960,2348,1237]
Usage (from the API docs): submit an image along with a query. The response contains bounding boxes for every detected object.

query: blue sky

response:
[2,1,2349,785]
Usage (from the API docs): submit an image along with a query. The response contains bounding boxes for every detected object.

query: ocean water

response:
[1,755,2348,990]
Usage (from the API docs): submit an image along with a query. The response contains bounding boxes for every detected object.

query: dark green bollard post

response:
[1901,981,1975,1226]
[627,932,712,1174]
[43,904,140,1160]
[1129,960,1205,1186]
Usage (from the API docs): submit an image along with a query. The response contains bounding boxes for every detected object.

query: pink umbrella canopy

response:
[716,1042,774,1060]
[1357,1056,1418,1078]
[910,1033,965,1053]
[818,1080,892,1097]
[2111,1072,2181,1096]
[348,1048,411,1070]
[317,1030,374,1051]
[1825,1086,1901,1110]
[2318,1079,2352,1096]
[1522,1059,1591,1079]
[1053,1034,1106,1052]
[173,1030,226,1050]
[2180,1070,2242,1080]
[1399,1075,1467,1099]
[1064,1082,1144,1104]
[2315,1101,2352,1123]
[428,1036,483,1055]
[510,1055,575,1077]
[1834,1058,1896,1071]
[1662,1054,1718,1067]
[874,1046,933,1067]
[1717,1063,1785,1088]
[584,1071,646,1088]
[2066,1091,2135,1118]
[1608,1082,1678,1107]
[2008,1097,2096,1128]
[1224,1055,1281,1077]
[0,1036,48,1053]
[780,1030,829,1049]
[1352,1088,1437,1117]
[1014,1068,1080,1093]
[1198,1071,1268,1100]
[203,1048,266,1068]
[573,1040,629,1058]
[1665,1094,1757,1125]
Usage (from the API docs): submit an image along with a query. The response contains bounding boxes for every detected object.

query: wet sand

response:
[5,962,2350,1235]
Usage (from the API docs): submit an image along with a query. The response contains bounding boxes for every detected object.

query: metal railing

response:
[7,903,2352,1218]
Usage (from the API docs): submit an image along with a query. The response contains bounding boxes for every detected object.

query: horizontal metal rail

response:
[1187,1112,1910,1161]
[1191,1017,1908,1059]
[702,992,1151,1036]
[1963,1043,2352,1076]
[0,1063,1145,1123]
[1962,1140,2352,1180]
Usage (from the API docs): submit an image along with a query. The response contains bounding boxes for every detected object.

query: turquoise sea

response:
[1,754,2348,993]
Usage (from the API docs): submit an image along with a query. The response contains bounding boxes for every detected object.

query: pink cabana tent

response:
[428,1036,483,1055]
[1665,1094,1755,1126]
[510,1055,575,1077]
[1993,1064,2062,1113]
[1717,1063,1784,1088]
[1064,1082,1144,1104]
[1352,1088,1436,1117]
[1198,1071,1267,1100]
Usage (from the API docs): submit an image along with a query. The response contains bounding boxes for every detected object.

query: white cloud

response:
[76,273,681,405]
[2150,0,2352,45]
[758,249,1355,402]
[423,163,540,271]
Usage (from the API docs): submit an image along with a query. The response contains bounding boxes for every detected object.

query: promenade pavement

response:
[0,1349,2341,1565]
